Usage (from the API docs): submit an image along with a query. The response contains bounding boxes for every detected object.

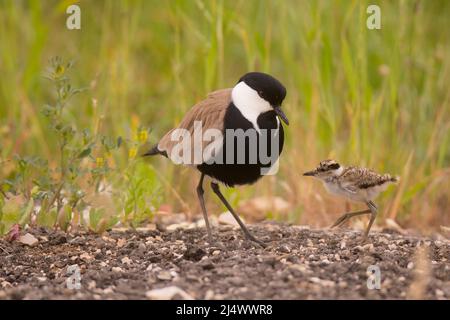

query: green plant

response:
[120,161,162,227]
[0,58,163,234]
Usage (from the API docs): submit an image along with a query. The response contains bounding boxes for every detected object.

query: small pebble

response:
[121,257,132,265]
[80,253,94,262]
[341,249,351,257]
[157,271,172,281]
[204,289,215,300]
[103,287,114,294]
[388,244,397,250]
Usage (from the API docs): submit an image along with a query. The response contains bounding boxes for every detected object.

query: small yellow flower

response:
[55,65,65,77]
[138,130,148,143]
[31,186,39,195]
[96,157,105,167]
[128,147,137,159]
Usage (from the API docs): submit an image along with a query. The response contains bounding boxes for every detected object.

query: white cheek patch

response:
[334,166,344,176]
[231,81,273,133]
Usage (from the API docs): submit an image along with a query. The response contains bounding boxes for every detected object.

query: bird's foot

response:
[203,230,215,247]
[244,234,267,248]
[360,233,371,243]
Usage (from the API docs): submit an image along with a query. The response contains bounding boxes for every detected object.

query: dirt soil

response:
[0,223,448,300]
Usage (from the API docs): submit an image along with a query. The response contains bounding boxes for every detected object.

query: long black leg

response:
[196,173,213,243]
[210,182,266,247]
[364,201,378,239]
[330,209,372,229]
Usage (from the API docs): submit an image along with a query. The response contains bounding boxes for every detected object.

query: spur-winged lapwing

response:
[145,72,288,246]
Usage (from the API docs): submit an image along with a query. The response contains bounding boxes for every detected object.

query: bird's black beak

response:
[303,170,316,176]
[274,106,289,126]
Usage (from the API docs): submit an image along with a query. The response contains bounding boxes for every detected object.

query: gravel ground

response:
[0,223,448,300]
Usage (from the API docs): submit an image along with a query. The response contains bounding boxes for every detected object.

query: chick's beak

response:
[303,170,317,176]
[274,106,289,125]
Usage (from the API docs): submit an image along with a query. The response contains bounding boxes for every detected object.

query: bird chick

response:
[304,159,399,238]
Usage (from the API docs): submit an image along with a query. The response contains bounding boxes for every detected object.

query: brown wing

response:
[340,166,394,189]
[157,88,232,164]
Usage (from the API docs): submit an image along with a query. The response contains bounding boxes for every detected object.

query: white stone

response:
[218,211,242,227]
[18,233,39,246]
[121,257,132,265]
[146,286,193,300]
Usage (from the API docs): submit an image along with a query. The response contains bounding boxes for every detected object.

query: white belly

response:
[322,180,390,203]
[322,181,366,202]
[365,183,390,200]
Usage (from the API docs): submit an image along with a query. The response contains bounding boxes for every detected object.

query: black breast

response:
[197,103,284,186]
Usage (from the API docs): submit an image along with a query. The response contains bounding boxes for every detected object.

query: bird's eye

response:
[329,163,340,170]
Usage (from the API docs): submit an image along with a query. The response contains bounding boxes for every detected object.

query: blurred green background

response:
[0,0,449,232]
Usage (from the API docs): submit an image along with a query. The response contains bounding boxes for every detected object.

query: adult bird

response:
[144,72,288,246]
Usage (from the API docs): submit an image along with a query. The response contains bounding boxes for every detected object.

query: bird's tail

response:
[142,144,161,157]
